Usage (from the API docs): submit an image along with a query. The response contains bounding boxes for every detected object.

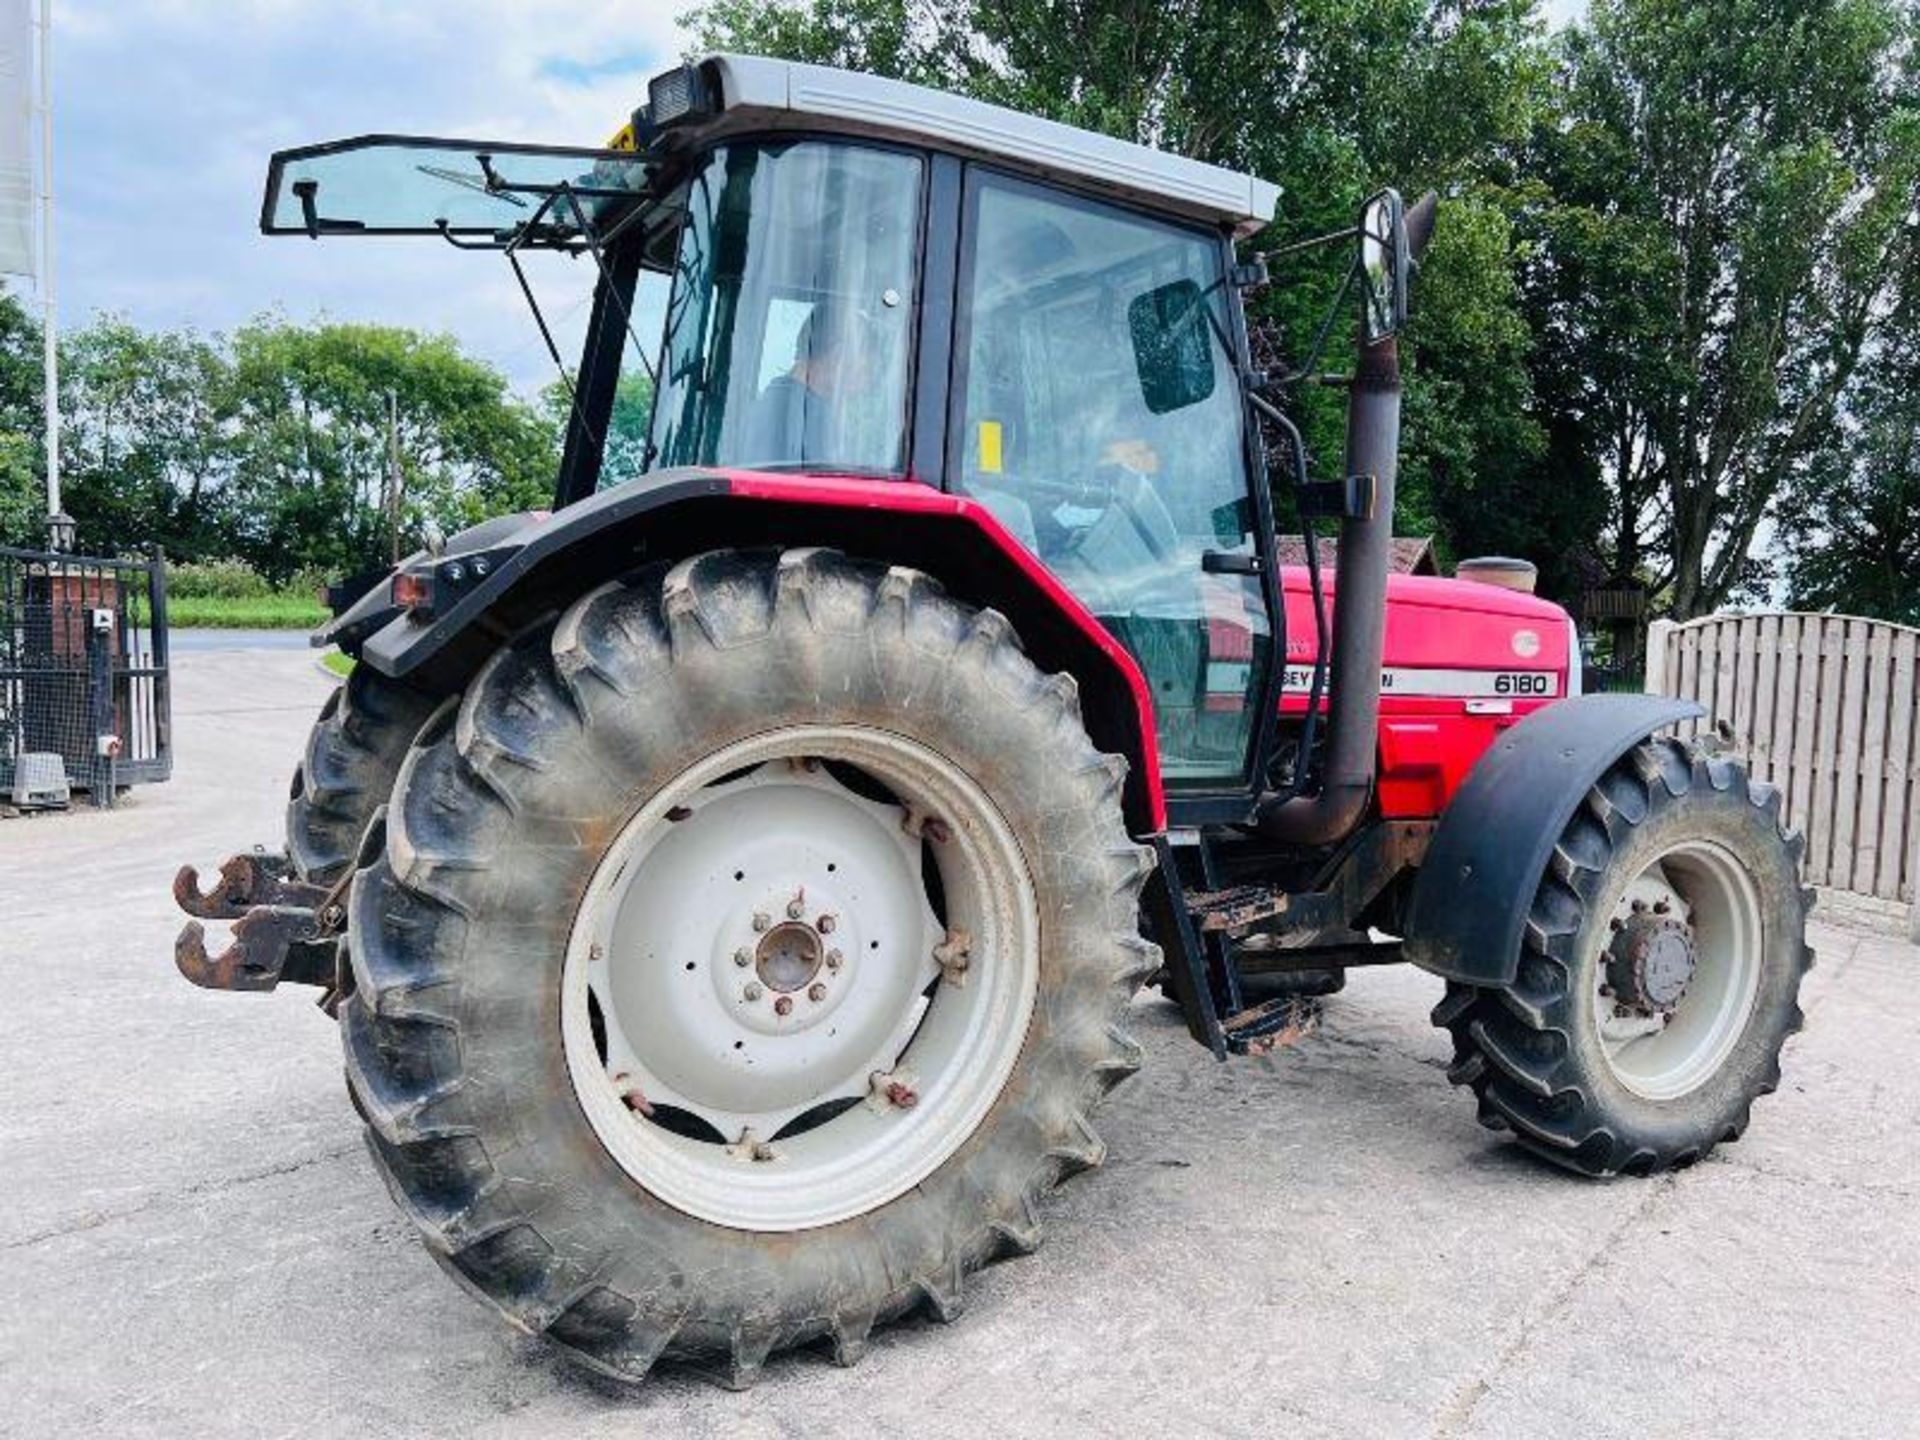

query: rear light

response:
[391,572,433,613]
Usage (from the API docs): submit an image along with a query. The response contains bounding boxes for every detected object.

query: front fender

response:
[1403,693,1704,986]
[349,467,1167,833]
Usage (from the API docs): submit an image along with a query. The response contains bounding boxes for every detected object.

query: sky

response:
[45,1,696,391]
[36,0,1589,394]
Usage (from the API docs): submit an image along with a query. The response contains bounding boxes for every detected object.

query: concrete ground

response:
[2,647,1914,1439]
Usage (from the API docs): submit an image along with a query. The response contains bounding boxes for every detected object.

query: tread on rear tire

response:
[287,664,437,883]
[339,548,1157,1386]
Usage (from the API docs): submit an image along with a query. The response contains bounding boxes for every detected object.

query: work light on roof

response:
[648,64,716,129]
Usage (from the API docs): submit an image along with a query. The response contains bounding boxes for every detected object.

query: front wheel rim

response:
[562,725,1040,1232]
[1589,838,1765,1101]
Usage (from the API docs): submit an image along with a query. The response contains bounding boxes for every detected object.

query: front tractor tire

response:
[1434,735,1811,1177]
[340,549,1156,1385]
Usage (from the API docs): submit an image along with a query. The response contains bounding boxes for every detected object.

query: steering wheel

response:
[1017,463,1182,570]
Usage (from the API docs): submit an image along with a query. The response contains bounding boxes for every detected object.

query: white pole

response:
[1643,617,1675,694]
[36,0,56,524]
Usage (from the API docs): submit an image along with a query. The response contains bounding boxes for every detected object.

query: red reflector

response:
[391,573,432,610]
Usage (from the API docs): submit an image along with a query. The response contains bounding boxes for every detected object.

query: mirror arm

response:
[1259,258,1359,391]
[1254,225,1360,267]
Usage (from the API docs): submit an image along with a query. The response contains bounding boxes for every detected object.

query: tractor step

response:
[1220,994,1322,1056]
[172,850,343,998]
[1185,884,1291,935]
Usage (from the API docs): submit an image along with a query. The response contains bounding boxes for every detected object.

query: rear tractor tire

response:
[287,664,438,883]
[1433,735,1811,1177]
[340,548,1156,1385]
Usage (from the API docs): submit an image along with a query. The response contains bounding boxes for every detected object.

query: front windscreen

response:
[649,142,923,474]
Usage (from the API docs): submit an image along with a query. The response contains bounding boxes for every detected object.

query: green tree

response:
[1520,0,1920,616]
[224,321,558,581]
[60,318,236,560]
[1780,274,1920,625]
[0,286,45,548]
[542,370,656,489]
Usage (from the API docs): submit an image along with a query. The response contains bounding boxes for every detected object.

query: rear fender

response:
[347,468,1167,833]
[1403,694,1704,986]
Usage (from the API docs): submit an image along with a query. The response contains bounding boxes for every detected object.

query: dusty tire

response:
[1432,735,1811,1177]
[287,664,438,883]
[340,548,1156,1385]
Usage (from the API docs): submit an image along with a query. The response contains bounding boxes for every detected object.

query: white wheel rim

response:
[1590,839,1764,1100]
[562,725,1040,1232]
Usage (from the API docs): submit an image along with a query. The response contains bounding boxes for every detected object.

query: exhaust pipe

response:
[1255,191,1437,846]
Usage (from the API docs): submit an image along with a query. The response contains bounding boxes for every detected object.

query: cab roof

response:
[669,54,1280,238]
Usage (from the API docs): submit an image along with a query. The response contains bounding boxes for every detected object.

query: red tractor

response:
[173,54,1811,1387]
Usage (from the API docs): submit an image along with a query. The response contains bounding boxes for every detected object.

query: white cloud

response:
[50,0,695,389]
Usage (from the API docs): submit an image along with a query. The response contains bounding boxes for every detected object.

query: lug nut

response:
[808,982,827,1003]
[818,914,836,934]
[733,947,752,967]
[869,1069,920,1110]
[1653,899,1671,915]
[934,928,973,984]
[743,982,764,1002]
[774,995,794,1017]
[786,890,807,919]
[752,912,770,932]
[826,949,844,971]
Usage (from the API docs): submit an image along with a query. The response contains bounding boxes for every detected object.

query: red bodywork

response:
[1278,566,1575,818]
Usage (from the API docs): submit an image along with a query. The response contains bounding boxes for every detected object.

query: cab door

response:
[947,169,1276,802]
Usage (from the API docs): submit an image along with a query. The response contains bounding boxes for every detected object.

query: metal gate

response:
[0,545,172,804]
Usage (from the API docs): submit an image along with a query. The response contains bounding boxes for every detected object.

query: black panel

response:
[553,244,642,508]
[910,153,962,484]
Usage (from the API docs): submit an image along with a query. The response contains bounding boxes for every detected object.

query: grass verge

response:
[169,594,328,629]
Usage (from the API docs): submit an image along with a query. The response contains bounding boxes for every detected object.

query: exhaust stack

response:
[1255,192,1437,846]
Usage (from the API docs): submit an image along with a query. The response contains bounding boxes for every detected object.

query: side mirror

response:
[1129,279,1217,414]
[1359,189,1410,343]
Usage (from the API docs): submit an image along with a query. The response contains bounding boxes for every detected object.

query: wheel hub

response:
[1607,911,1696,1015]
[755,919,825,993]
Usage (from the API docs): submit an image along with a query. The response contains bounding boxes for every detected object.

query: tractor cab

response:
[261,55,1290,806]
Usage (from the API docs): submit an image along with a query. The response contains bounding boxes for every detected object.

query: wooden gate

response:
[1645,613,1918,934]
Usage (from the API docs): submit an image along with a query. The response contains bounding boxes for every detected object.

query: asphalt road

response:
[166,627,315,652]
[2,647,1915,1438]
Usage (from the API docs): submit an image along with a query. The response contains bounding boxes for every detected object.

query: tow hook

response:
[171,845,356,1003]
[173,849,329,919]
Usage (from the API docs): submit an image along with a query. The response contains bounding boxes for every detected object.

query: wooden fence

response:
[1645,612,1919,938]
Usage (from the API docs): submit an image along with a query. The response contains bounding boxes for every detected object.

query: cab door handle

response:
[1201,550,1262,576]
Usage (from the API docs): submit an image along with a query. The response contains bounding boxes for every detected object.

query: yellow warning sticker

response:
[978,420,1003,474]
[606,121,637,153]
